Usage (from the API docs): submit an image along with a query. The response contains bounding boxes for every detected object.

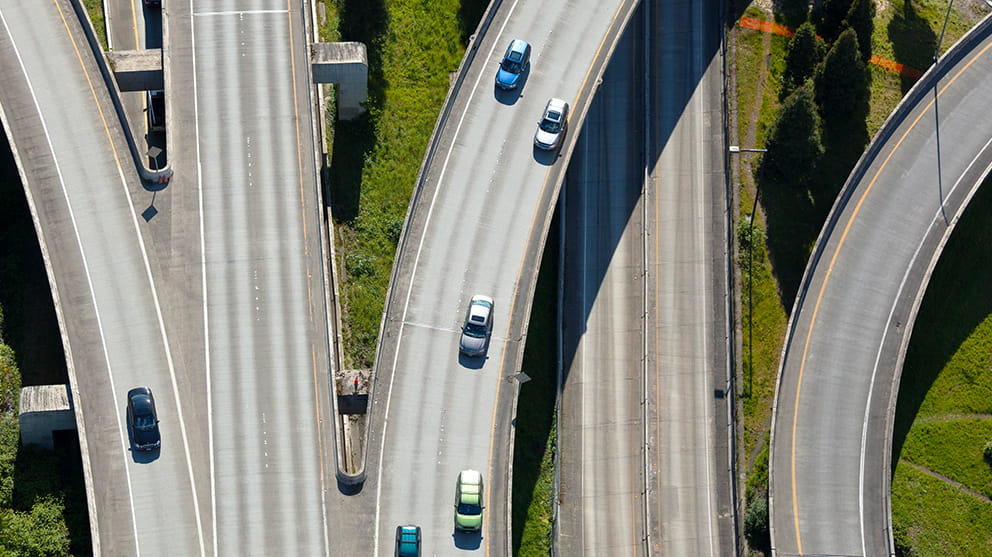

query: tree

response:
[744,495,770,552]
[844,0,877,62]
[761,82,824,188]
[814,28,869,127]
[782,21,826,98]
[816,0,854,43]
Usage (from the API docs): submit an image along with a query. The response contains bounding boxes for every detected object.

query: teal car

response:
[394,525,420,556]
[454,470,484,532]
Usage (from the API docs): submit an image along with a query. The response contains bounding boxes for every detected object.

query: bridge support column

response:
[311,42,368,120]
[19,385,76,450]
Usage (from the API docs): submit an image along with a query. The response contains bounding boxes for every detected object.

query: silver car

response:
[460,295,494,356]
[534,97,569,150]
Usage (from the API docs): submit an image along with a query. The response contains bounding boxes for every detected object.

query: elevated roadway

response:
[559,0,733,555]
[0,0,337,554]
[166,1,337,555]
[344,1,640,555]
[770,15,992,557]
[0,0,205,554]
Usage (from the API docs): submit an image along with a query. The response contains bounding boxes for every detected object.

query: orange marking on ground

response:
[738,17,923,80]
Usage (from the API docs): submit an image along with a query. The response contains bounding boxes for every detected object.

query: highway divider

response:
[68,0,173,185]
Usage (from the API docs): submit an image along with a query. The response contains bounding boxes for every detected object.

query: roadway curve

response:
[769,16,992,557]
[345,1,639,556]
[0,0,205,554]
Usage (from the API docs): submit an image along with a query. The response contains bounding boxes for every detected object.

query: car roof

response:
[546,97,568,114]
[459,469,482,484]
[508,39,529,54]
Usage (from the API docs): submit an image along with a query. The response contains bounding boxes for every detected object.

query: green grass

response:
[891,463,992,556]
[82,0,108,51]
[890,175,992,555]
[732,3,987,554]
[330,0,487,368]
[511,215,559,556]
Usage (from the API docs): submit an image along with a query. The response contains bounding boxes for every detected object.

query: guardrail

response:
[69,0,173,184]
[342,0,506,486]
[767,13,992,557]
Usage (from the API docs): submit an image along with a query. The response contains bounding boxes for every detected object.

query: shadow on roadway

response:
[452,529,482,550]
[532,144,562,166]
[558,1,721,379]
[459,352,488,370]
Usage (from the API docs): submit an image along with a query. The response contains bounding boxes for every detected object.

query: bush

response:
[0,497,71,556]
[984,440,992,465]
[744,495,770,552]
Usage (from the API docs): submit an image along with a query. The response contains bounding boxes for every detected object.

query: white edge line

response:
[188,1,217,555]
[371,1,522,552]
[858,133,992,556]
[0,6,140,554]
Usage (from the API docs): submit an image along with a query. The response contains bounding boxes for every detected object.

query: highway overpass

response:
[770,14,992,557]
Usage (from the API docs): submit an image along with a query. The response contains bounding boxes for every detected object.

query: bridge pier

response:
[19,385,76,450]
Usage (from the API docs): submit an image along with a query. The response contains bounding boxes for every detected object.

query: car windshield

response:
[500,58,522,73]
[540,113,562,133]
[464,321,487,338]
[457,502,481,515]
[134,414,156,430]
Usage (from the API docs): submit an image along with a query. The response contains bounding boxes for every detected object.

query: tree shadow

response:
[327,0,388,224]
[891,174,992,469]
[458,0,489,44]
[888,0,937,93]
[511,211,558,554]
[12,433,91,555]
[758,168,818,312]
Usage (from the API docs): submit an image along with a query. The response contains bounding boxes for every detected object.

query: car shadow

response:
[532,145,560,166]
[493,65,530,105]
[458,352,486,370]
[452,529,482,550]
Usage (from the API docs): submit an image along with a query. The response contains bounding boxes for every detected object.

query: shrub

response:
[984,440,992,465]
[744,495,771,552]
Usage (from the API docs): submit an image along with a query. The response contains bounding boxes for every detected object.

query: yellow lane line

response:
[484,2,638,555]
[788,38,992,554]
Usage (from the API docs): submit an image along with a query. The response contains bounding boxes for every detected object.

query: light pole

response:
[730,146,766,398]
[935,0,955,63]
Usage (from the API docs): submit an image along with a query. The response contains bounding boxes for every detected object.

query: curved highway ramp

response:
[770,15,992,557]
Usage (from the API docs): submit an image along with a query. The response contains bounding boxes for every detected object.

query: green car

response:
[454,470,484,532]
[394,525,420,556]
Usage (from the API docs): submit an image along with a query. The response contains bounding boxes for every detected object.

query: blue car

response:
[495,39,531,90]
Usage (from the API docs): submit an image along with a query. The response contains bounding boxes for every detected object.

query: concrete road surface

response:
[325,1,641,556]
[559,0,734,555]
[0,1,206,554]
[770,17,992,557]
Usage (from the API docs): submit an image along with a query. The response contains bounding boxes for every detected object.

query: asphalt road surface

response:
[770,17,992,557]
